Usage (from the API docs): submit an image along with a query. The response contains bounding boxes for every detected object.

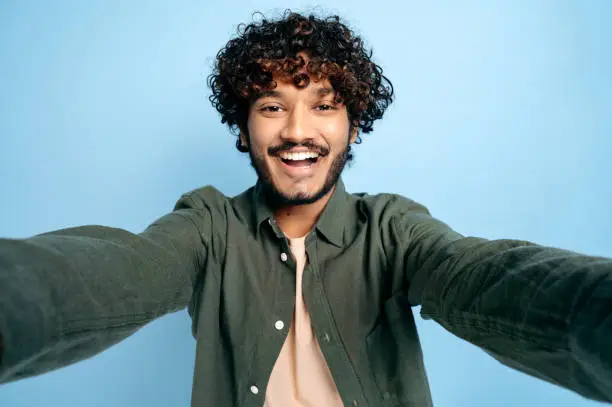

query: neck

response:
[272,186,336,239]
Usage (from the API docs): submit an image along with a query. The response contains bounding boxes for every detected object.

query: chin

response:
[278,184,318,200]
[266,179,328,206]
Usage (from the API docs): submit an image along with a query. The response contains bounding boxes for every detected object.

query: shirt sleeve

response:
[0,192,212,384]
[386,196,612,403]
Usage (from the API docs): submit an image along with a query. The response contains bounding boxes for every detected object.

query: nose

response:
[280,103,312,143]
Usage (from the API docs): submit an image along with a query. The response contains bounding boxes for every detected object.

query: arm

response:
[0,193,212,384]
[386,197,612,403]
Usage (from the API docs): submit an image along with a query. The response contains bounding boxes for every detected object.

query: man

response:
[0,11,611,407]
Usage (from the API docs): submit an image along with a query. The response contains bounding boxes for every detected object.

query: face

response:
[243,75,357,206]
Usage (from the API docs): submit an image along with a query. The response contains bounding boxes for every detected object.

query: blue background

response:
[1,1,611,406]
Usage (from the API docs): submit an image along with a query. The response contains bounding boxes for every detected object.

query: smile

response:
[274,151,321,176]
[278,150,320,167]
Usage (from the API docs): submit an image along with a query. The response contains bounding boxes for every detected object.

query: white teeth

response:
[279,151,319,161]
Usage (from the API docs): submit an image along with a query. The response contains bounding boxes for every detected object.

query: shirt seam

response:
[180,193,220,282]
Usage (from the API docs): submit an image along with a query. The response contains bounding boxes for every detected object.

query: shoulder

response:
[174,185,230,211]
[349,190,432,223]
[172,184,255,229]
[170,186,234,240]
[346,191,456,248]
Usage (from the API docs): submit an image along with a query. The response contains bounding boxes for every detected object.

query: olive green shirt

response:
[1,180,611,406]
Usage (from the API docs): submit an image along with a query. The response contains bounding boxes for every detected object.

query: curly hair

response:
[208,11,394,154]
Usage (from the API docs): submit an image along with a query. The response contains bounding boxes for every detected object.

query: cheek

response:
[247,118,279,150]
[323,122,338,133]
[245,129,265,152]
[322,120,350,146]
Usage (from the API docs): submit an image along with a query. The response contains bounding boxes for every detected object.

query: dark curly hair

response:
[208,10,394,154]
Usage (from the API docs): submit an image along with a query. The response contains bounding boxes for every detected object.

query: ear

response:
[238,123,250,148]
[235,127,250,152]
[349,126,359,144]
[239,132,248,148]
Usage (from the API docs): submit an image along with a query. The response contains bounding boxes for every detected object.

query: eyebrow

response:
[315,87,335,97]
[256,90,282,100]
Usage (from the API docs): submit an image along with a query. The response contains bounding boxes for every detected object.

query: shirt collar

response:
[250,179,349,247]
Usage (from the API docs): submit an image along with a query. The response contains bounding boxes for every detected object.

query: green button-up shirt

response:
[1,180,611,406]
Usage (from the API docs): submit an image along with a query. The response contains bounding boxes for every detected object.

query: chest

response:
[213,225,404,349]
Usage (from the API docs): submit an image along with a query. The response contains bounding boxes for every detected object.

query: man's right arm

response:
[0,192,213,384]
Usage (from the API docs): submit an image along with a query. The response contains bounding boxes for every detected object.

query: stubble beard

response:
[249,141,350,207]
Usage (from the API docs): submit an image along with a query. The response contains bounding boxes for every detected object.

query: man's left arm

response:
[386,197,612,403]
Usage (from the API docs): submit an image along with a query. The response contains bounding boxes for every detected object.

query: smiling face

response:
[242,76,357,206]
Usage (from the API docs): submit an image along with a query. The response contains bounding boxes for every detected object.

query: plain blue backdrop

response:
[1,1,611,406]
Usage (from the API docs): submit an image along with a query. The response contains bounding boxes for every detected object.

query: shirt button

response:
[280,252,288,262]
[321,332,330,342]
[250,385,259,395]
[274,320,285,330]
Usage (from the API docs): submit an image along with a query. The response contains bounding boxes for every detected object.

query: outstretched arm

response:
[0,193,212,384]
[386,197,612,403]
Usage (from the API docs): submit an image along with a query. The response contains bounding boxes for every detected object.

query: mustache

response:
[268,141,330,157]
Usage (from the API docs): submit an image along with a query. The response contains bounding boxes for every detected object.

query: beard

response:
[248,139,350,207]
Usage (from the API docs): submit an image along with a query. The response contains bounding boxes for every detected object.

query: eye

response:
[260,105,282,112]
[316,103,336,111]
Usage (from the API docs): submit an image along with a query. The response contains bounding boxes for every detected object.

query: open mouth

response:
[278,151,320,167]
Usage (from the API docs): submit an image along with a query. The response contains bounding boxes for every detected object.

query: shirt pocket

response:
[365,293,432,406]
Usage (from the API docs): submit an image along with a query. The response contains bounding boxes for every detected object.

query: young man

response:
[1,11,611,407]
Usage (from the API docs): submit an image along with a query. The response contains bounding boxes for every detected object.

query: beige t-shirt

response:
[264,236,343,407]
